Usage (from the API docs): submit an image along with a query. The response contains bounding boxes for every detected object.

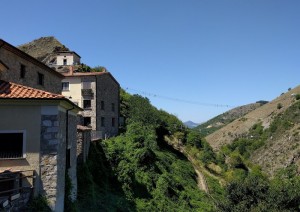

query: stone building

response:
[18,37,121,139]
[62,70,120,139]
[0,39,63,94]
[0,80,81,211]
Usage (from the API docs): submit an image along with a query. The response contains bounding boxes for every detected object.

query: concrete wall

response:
[0,48,62,94]
[96,73,119,137]
[0,105,41,196]
[56,53,80,66]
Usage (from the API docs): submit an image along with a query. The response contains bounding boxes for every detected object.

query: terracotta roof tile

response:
[0,80,64,99]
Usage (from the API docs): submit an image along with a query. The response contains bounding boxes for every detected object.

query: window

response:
[112,118,115,127]
[83,117,91,126]
[112,103,115,112]
[63,59,67,65]
[83,100,91,109]
[20,64,26,78]
[101,117,105,127]
[62,82,69,91]
[101,101,105,110]
[38,73,44,86]
[0,131,25,159]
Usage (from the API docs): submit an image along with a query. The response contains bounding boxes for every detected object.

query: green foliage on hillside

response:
[103,92,215,211]
[76,142,134,211]
[219,166,300,211]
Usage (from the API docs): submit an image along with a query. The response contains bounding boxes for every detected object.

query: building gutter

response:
[66,106,75,169]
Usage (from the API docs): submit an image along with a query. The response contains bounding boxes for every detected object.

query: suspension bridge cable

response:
[124,87,236,108]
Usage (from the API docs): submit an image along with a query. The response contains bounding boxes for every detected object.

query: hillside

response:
[195,102,264,136]
[205,85,300,176]
[18,36,69,62]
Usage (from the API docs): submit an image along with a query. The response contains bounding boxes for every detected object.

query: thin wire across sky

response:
[124,87,236,108]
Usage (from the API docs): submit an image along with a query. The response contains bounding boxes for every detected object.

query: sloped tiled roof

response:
[0,80,64,99]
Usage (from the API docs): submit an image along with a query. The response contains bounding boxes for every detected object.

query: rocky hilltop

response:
[18,36,69,62]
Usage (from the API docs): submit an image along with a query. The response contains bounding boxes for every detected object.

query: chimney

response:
[69,66,74,75]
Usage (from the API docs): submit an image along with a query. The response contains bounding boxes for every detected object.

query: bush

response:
[277,103,283,109]
[295,94,300,100]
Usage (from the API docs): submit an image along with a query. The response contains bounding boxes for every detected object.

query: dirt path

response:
[164,136,209,193]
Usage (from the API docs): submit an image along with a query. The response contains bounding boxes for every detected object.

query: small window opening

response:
[62,82,69,91]
[101,101,105,110]
[38,73,44,86]
[101,117,105,127]
[83,100,92,109]
[20,64,26,78]
[83,117,91,127]
[0,132,24,159]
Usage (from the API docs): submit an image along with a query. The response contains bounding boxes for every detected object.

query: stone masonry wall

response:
[0,47,62,94]
[40,113,66,212]
[77,128,91,164]
[96,73,120,137]
[67,112,78,201]
[80,76,97,130]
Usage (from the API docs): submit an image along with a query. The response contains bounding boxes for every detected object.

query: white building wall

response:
[62,77,82,107]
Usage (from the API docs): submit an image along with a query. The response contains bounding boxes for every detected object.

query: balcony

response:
[81,89,94,97]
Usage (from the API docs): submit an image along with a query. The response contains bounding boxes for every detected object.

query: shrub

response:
[295,94,300,100]
[277,103,283,109]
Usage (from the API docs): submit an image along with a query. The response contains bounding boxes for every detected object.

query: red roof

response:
[0,80,64,99]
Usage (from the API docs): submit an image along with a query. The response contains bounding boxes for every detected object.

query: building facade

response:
[0,80,81,211]
[62,71,120,138]
[0,39,63,94]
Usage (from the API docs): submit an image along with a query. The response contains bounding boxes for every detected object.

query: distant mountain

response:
[184,121,199,128]
[195,102,265,136]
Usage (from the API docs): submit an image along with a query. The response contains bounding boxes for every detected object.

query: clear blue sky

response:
[1,0,299,123]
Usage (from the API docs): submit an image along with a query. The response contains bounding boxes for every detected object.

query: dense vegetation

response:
[73,91,300,211]
[102,92,214,211]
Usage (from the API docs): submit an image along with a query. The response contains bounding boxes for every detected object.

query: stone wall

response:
[40,112,66,212]
[67,112,78,201]
[96,73,120,137]
[80,76,97,130]
[0,47,62,94]
[77,126,91,164]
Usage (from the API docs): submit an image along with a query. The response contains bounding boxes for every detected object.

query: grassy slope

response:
[195,103,262,137]
[206,85,300,151]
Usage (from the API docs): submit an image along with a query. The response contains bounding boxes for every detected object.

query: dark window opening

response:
[62,82,69,91]
[20,64,26,79]
[63,59,67,65]
[101,117,105,127]
[0,133,23,159]
[38,73,44,86]
[83,100,91,109]
[112,118,115,127]
[112,103,115,112]
[101,101,105,110]
[83,117,91,126]
[0,171,19,197]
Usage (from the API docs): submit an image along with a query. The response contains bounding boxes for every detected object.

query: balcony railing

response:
[81,89,94,97]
